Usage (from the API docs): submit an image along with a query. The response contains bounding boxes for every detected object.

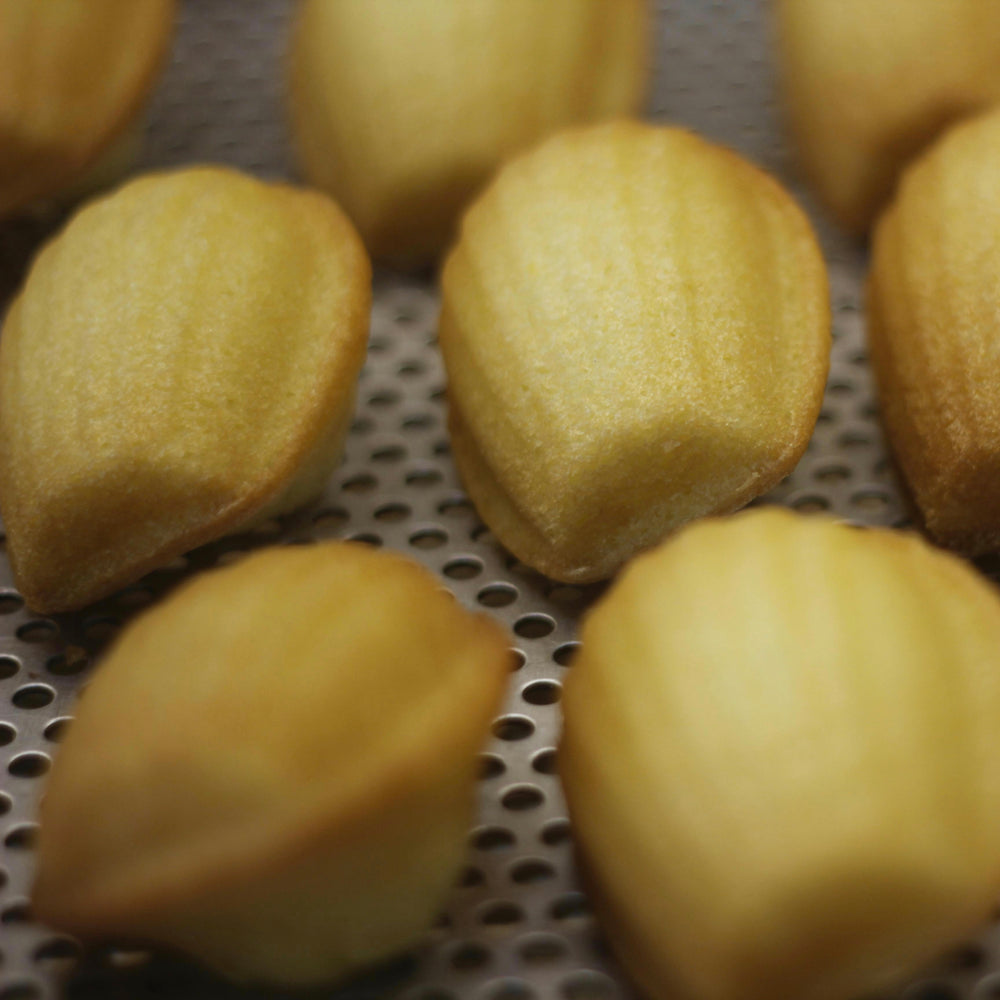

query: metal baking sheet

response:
[1,2,998,999]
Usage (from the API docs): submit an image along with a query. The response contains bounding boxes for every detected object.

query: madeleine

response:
[0,0,175,216]
[440,121,829,583]
[0,167,370,612]
[775,0,1000,233]
[287,0,649,265]
[868,110,1000,554]
[34,542,510,985]
[562,508,1000,1000]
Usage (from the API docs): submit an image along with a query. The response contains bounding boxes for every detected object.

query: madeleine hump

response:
[440,120,830,583]
[33,542,511,986]
[562,508,1000,1000]
[868,110,1000,554]
[0,166,371,612]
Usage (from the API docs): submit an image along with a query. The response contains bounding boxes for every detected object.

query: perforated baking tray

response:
[1,2,999,999]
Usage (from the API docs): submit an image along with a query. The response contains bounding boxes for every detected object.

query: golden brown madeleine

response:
[0,167,371,613]
[775,0,1000,234]
[287,0,649,266]
[440,120,829,584]
[868,111,1000,554]
[562,508,1000,1000]
[0,0,175,216]
[34,542,510,985]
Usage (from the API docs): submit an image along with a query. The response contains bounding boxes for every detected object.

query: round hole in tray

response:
[839,430,872,450]
[116,586,154,610]
[514,615,555,640]
[43,718,71,743]
[482,980,534,1000]
[406,468,444,488]
[443,557,483,580]
[548,585,585,606]
[814,464,850,484]
[450,942,491,972]
[368,389,401,408]
[439,497,473,517]
[518,934,569,965]
[313,506,350,530]
[410,528,448,550]
[478,584,518,608]
[402,413,435,432]
[4,824,39,850]
[8,752,49,779]
[852,489,890,512]
[532,748,558,776]
[0,792,11,816]
[510,858,556,885]
[374,502,411,523]
[46,648,88,676]
[398,359,426,378]
[509,649,527,671]
[792,495,830,514]
[0,902,32,925]
[471,826,516,852]
[347,532,383,548]
[83,617,120,646]
[16,620,58,644]
[551,893,591,922]
[553,643,580,667]
[0,593,24,615]
[457,866,485,889]
[0,656,18,680]
[0,724,15,748]
[32,937,81,966]
[11,685,55,710]
[478,901,525,927]
[479,754,506,780]
[522,680,560,706]
[541,819,572,847]
[342,473,378,494]
[560,971,619,1000]
[501,785,545,812]
[371,445,407,464]
[493,715,534,741]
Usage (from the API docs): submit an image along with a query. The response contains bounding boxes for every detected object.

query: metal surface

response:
[0,2,998,999]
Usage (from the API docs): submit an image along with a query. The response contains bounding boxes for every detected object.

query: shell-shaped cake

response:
[0,167,371,612]
[287,0,649,265]
[868,110,1000,554]
[440,120,830,583]
[34,542,511,986]
[562,508,1000,1000]
[776,0,1000,233]
[0,0,175,216]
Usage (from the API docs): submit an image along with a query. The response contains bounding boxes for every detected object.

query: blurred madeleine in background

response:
[775,0,1000,234]
[0,0,176,219]
[287,0,650,267]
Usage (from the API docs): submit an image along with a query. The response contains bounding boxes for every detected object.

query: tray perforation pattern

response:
[1,2,999,999]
